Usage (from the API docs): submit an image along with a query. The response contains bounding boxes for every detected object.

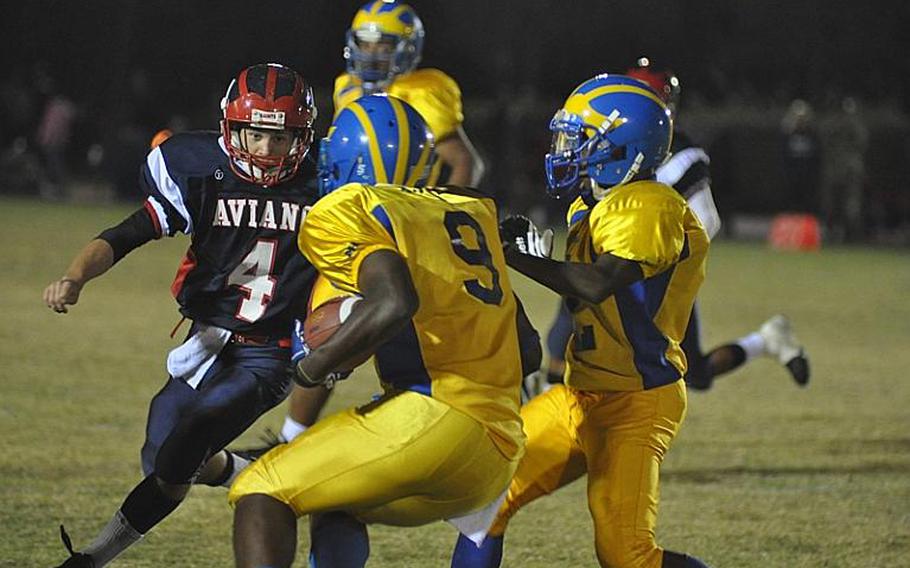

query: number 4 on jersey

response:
[228,239,278,322]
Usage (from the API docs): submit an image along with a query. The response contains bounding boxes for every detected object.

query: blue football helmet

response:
[317,94,436,195]
[344,1,424,88]
[544,74,673,199]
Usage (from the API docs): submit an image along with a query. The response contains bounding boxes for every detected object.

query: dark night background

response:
[3,0,910,241]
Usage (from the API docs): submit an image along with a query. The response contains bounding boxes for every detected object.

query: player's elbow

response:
[358,249,419,332]
[575,256,644,304]
[375,288,419,331]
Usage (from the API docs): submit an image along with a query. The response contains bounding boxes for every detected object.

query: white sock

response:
[736,332,767,361]
[83,510,143,567]
[281,416,308,442]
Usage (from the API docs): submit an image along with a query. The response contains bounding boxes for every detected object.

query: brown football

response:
[302,295,369,370]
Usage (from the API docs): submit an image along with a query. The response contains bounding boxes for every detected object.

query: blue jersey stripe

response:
[679,234,690,261]
[374,321,432,393]
[569,209,588,227]
[371,205,396,242]
[614,268,681,389]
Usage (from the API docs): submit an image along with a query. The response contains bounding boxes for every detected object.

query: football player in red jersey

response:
[45,63,321,568]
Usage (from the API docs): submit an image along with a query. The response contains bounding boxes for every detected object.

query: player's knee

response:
[153,416,218,484]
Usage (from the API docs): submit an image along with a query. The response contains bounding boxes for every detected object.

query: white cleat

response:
[759,315,810,386]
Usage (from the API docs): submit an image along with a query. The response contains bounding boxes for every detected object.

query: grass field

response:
[1,196,909,567]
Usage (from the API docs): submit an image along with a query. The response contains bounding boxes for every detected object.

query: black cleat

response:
[684,374,714,392]
[54,525,95,568]
[232,428,286,461]
[785,350,810,386]
[759,315,810,387]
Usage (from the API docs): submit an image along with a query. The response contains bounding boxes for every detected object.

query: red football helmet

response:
[221,63,317,186]
[625,57,681,116]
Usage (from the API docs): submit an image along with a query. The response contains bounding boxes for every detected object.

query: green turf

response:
[2,196,908,567]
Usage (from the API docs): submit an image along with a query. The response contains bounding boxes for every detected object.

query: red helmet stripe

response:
[265,66,278,101]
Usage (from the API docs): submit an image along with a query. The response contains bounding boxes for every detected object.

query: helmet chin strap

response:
[618,151,645,185]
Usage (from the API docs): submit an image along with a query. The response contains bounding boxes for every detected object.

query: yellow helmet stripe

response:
[580,85,667,110]
[369,0,384,15]
[348,102,389,183]
[406,131,434,186]
[387,97,411,184]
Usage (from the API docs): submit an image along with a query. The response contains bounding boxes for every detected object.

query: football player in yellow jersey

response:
[230,94,533,568]
[451,75,714,568]
[269,0,487,455]
[333,0,484,187]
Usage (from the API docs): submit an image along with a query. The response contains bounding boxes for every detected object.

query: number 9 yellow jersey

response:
[298,182,524,460]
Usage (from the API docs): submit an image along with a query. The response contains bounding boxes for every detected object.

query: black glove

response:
[499,215,554,258]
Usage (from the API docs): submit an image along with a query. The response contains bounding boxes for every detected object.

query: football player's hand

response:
[290,318,311,364]
[499,215,554,259]
[290,319,352,389]
[43,277,83,314]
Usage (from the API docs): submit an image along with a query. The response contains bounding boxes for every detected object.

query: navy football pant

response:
[141,343,291,484]
[545,300,573,359]
[680,303,710,388]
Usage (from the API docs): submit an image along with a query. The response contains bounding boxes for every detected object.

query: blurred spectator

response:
[819,96,869,242]
[0,71,38,146]
[780,99,820,214]
[34,69,78,200]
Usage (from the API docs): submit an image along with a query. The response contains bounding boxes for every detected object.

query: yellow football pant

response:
[229,390,518,526]
[491,381,687,568]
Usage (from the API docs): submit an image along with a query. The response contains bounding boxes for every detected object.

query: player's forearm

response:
[64,206,157,287]
[62,239,115,287]
[445,161,473,186]
[437,129,485,186]
[505,249,640,305]
[446,153,485,187]
[298,295,414,380]
[299,250,419,380]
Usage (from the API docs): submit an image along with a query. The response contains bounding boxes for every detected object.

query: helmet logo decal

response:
[251,109,286,128]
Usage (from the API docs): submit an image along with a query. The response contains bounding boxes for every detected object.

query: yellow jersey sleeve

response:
[332,73,363,119]
[589,182,687,278]
[389,68,464,141]
[298,184,398,293]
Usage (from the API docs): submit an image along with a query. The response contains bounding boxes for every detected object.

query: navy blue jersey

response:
[140,131,318,337]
